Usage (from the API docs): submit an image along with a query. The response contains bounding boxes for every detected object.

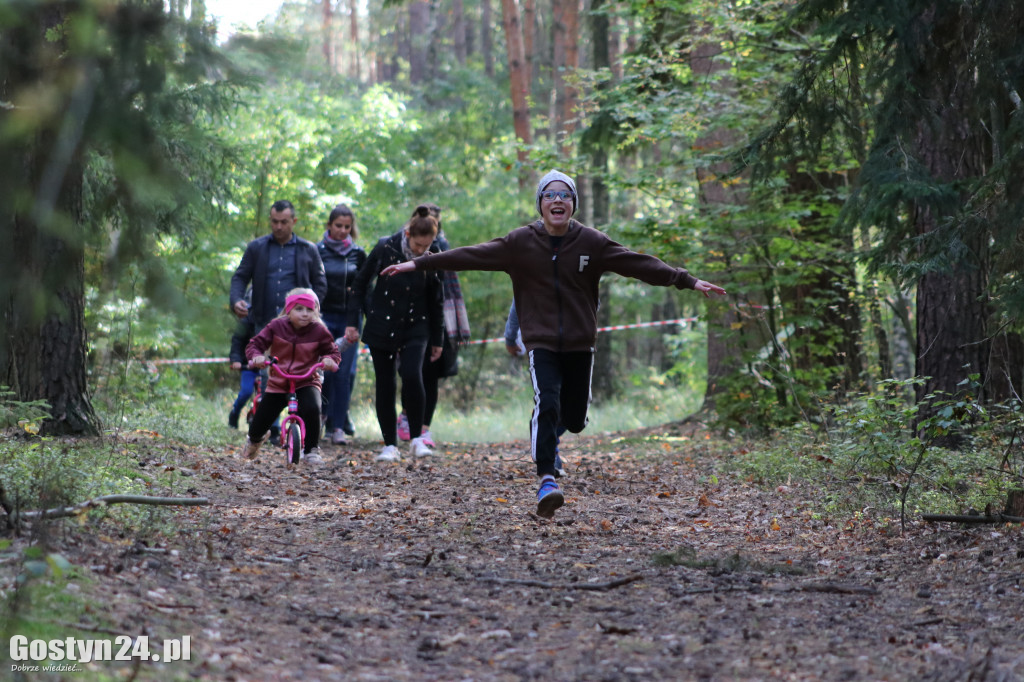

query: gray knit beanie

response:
[536,170,578,216]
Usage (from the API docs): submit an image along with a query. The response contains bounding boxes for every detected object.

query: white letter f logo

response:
[578,255,591,272]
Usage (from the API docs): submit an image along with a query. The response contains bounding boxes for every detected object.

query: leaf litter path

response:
[70,426,1024,680]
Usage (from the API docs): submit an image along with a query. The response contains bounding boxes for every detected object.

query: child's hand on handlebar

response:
[322,358,338,372]
[250,355,267,369]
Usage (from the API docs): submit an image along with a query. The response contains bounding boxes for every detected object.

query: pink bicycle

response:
[256,357,325,465]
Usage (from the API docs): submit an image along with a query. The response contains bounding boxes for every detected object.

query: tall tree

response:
[408,0,429,83]
[452,0,467,65]
[322,0,335,71]
[0,0,226,434]
[500,0,533,178]
[481,0,494,77]
[551,0,579,152]
[757,1,1024,411]
[585,0,615,400]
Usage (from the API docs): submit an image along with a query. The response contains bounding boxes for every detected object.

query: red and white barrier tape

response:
[148,316,701,365]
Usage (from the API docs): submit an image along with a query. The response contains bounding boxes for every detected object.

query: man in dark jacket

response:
[229,200,327,331]
[380,170,727,520]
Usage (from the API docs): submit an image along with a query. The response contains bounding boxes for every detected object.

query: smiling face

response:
[328,214,354,241]
[540,181,573,235]
[287,304,315,329]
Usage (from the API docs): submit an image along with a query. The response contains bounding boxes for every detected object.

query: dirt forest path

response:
[57,425,1024,681]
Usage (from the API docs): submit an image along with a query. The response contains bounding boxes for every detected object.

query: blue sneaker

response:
[536,477,564,519]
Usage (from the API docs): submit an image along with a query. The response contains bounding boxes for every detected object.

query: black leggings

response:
[248,386,322,452]
[371,339,428,446]
[421,348,443,426]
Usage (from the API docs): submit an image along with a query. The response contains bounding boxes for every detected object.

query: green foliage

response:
[0,387,50,431]
[0,544,90,652]
[0,436,150,519]
[726,377,1015,524]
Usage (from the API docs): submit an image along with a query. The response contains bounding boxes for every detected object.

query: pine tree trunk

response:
[551,0,578,153]
[500,0,532,179]
[321,0,334,73]
[452,0,467,65]
[910,6,993,412]
[522,0,535,82]
[689,30,748,411]
[481,0,494,78]
[349,0,361,79]
[0,5,100,436]
[408,1,429,84]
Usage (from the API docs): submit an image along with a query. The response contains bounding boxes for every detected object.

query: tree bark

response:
[909,6,993,413]
[481,0,494,78]
[500,0,532,180]
[349,0,361,79]
[689,30,747,411]
[0,5,100,435]
[408,1,429,84]
[551,0,579,153]
[451,0,467,65]
[522,0,535,82]
[321,0,335,73]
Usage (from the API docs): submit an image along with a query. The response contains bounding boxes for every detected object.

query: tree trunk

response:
[451,0,467,65]
[689,31,747,411]
[551,0,579,153]
[910,6,993,412]
[321,0,335,73]
[0,7,100,435]
[349,0,361,79]
[408,1,429,84]
[586,0,614,401]
[522,0,535,82]
[500,0,532,180]
[481,0,494,78]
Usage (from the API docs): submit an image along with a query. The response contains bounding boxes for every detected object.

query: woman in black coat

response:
[344,205,443,462]
[318,204,367,445]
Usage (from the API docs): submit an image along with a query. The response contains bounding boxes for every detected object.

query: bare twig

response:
[476,574,644,591]
[11,495,209,523]
[677,581,876,596]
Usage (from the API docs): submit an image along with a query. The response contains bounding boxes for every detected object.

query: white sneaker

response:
[410,437,433,458]
[302,447,324,465]
[376,444,401,462]
[331,428,347,445]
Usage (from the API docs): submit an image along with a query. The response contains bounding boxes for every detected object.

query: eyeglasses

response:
[541,190,574,201]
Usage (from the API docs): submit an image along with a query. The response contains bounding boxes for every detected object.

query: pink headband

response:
[284,292,318,315]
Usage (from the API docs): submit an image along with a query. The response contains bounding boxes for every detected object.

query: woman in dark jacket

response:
[344,205,443,462]
[318,204,367,445]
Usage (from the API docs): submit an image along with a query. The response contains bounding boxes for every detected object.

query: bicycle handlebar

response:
[251,356,326,380]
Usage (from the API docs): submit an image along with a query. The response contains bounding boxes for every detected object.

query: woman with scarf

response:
[343,205,443,462]
[318,204,367,445]
[396,203,471,448]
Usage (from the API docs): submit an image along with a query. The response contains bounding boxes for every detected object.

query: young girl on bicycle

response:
[244,288,340,464]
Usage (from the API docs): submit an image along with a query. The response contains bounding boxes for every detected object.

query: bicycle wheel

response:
[286,422,302,465]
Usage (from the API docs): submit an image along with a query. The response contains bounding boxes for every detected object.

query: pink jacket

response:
[245,318,340,393]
